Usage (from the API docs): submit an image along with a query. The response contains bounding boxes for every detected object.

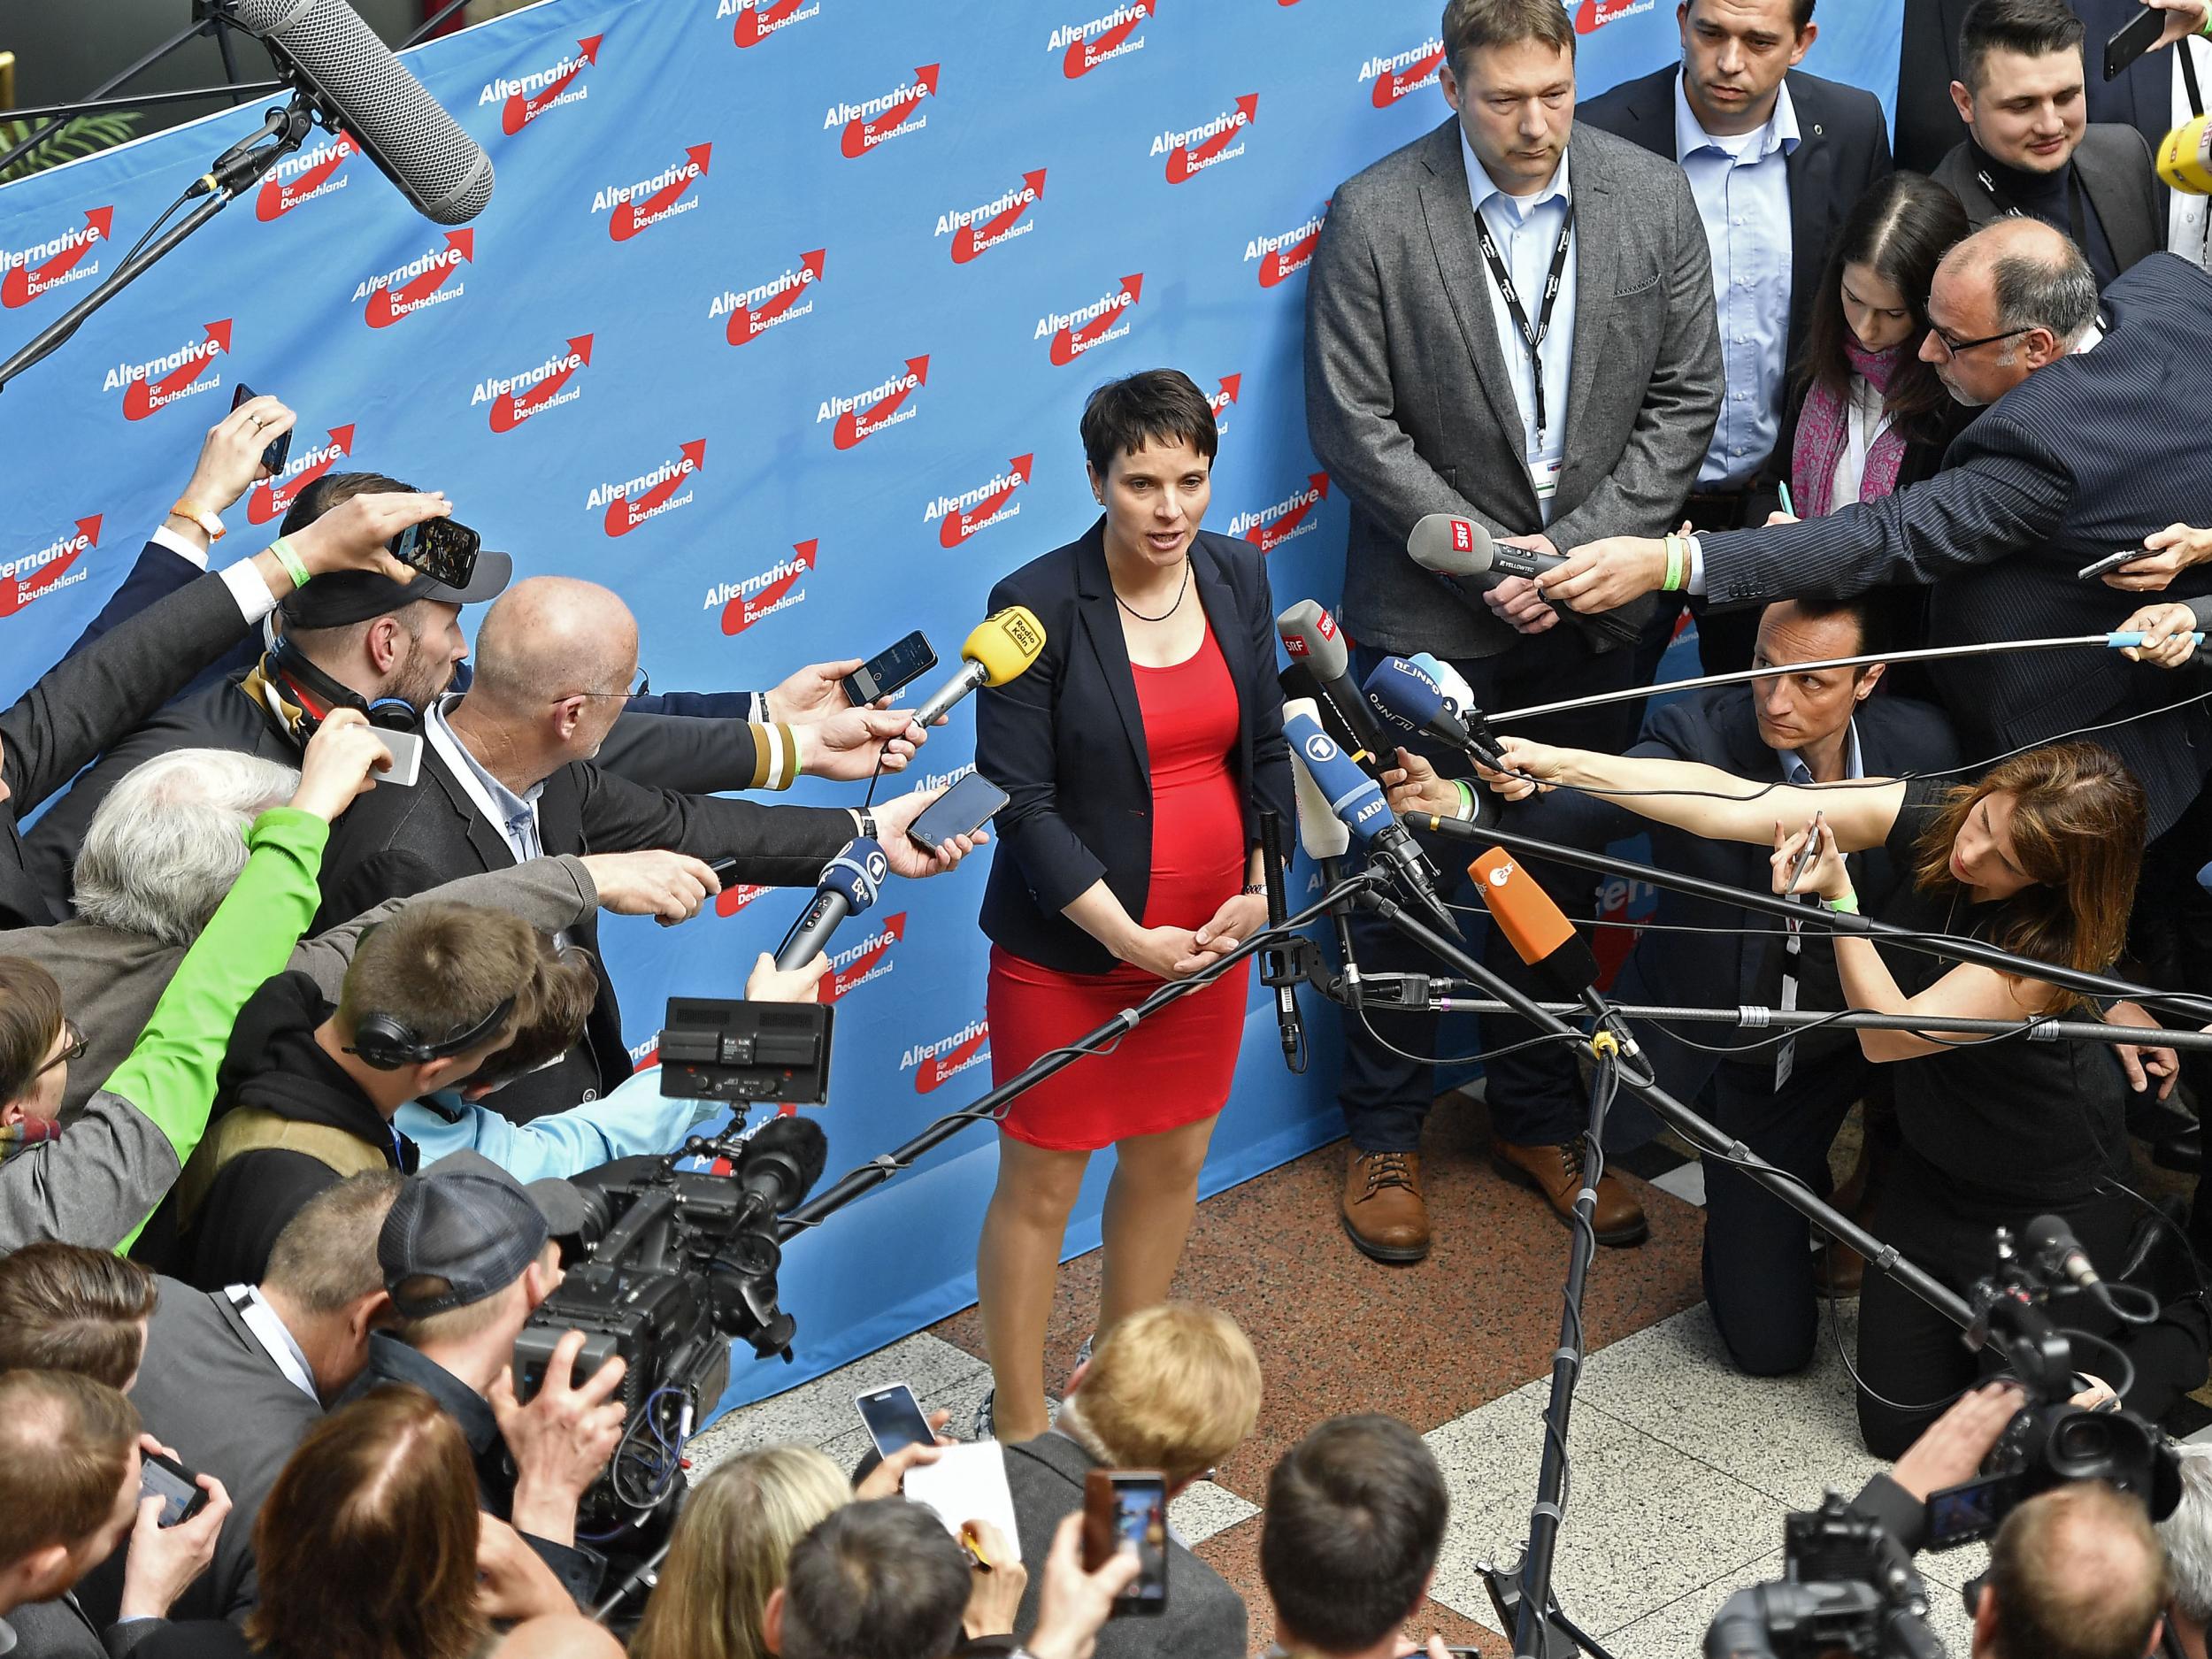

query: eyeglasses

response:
[570,665,649,702]
[35,1019,85,1080]
[1925,323,2033,358]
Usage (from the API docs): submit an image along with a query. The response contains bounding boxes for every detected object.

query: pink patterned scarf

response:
[1791,339,1908,518]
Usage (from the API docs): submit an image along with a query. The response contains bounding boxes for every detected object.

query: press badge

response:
[1528,456,1563,504]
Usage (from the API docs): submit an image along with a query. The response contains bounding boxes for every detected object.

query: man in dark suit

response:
[1581,0,1892,672]
[2077,0,2212,269]
[1305,0,1722,1261]
[1929,0,2162,288]
[314,575,972,1122]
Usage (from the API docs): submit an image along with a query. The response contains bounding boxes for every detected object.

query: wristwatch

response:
[856,808,880,842]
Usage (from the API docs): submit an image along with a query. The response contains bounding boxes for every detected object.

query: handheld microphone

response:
[1287,698,1361,1008]
[1276,600,1392,765]
[1362,657,1504,767]
[1281,664,1386,780]
[2158,113,2212,196]
[773,839,887,972]
[910,606,1047,728]
[1258,811,1304,1068]
[219,0,495,224]
[1468,848,1599,995]
[1285,709,1460,936]
[1405,512,1642,648]
[730,1115,830,1233]
[2022,1213,2104,1294]
[1407,652,1476,715]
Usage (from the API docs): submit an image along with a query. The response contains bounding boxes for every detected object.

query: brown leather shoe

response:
[1340,1149,1431,1263]
[1815,1240,1865,1298]
[1489,1139,1649,1247]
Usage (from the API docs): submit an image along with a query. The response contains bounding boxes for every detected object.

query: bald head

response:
[1984,1481,2168,1659]
[488,1617,626,1659]
[470,577,640,711]
[1922,217,2096,407]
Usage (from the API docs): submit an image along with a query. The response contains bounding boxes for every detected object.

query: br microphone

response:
[910,606,1047,728]
[774,839,887,972]
[1363,656,1506,769]
[1277,600,1392,766]
[219,0,495,224]
[1286,698,1362,1009]
[1284,708,1460,936]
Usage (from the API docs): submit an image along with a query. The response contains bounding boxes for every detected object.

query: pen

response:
[960,1524,994,1572]
[1777,480,1796,518]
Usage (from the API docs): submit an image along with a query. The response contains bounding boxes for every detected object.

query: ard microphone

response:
[774,839,887,971]
[911,606,1047,728]
[731,1115,829,1233]
[1285,710,1459,935]
[219,0,495,224]
[1285,699,1352,860]
[1277,600,1391,765]
[2158,113,2212,196]
[1362,657,1504,767]
[1468,848,1599,995]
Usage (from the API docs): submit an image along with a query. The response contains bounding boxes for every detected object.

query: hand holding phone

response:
[843,633,938,707]
[388,518,483,589]
[907,771,1009,852]
[856,1382,936,1459]
[231,381,294,479]
[2079,548,2151,581]
[139,1449,212,1528]
[1081,1468,1168,1616]
[2104,2,2167,80]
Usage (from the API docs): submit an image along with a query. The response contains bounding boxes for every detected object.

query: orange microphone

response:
[1470,848,1599,994]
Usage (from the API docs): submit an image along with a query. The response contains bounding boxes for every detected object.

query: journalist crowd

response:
[12,0,2212,1653]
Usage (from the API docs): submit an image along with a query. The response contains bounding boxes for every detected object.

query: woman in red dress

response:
[972,370,1294,1440]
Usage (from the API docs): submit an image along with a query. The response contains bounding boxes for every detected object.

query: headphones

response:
[269,632,424,737]
[347,994,517,1071]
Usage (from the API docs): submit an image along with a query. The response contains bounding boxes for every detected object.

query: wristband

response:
[269,535,311,590]
[1824,889,1861,915]
[1240,880,1266,896]
[856,809,879,842]
[1661,533,1686,593]
[2200,5,2211,36]
[171,498,225,540]
[1452,777,1479,822]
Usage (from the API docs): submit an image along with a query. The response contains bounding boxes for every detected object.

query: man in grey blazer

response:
[1304,0,1721,1263]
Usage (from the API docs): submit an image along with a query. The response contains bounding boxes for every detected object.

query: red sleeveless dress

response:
[987,620,1250,1151]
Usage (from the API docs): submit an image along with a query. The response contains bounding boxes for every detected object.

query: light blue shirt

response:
[1778,718,1863,787]
[425,693,545,864]
[398,1065,720,1183]
[1461,127,1577,521]
[1675,72,1798,488]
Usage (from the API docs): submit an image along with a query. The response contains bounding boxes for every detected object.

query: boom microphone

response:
[912,606,1048,728]
[774,839,887,972]
[1284,709,1459,935]
[2022,1213,2104,1294]
[1277,600,1391,765]
[730,1115,830,1234]
[219,0,495,224]
[1468,848,1598,995]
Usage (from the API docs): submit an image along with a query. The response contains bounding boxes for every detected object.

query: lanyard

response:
[2183,40,2205,119]
[1975,161,2088,257]
[1474,199,1575,447]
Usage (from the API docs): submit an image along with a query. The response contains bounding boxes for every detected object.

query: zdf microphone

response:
[1468,848,1598,995]
[774,839,887,972]
[910,606,1047,728]
[2158,113,2212,196]
[219,0,495,224]
[1284,709,1459,935]
[1277,600,1391,766]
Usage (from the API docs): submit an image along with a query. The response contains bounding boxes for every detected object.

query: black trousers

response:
[1335,627,1641,1152]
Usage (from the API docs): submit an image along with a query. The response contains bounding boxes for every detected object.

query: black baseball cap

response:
[379,1154,587,1318]
[280,550,513,631]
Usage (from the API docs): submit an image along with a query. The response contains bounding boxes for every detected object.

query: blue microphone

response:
[773,838,887,971]
[1284,711,1458,935]
[1362,657,1504,767]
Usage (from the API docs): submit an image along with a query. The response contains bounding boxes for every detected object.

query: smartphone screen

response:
[139,1452,206,1528]
[843,632,937,706]
[908,770,1009,850]
[388,518,482,589]
[856,1383,934,1458]
[1084,1469,1168,1615]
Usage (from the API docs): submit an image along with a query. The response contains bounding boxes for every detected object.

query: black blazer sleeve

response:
[572,762,853,887]
[594,708,764,796]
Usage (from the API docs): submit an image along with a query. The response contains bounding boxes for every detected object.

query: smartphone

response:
[1082,1468,1168,1616]
[2105,3,2165,81]
[230,380,292,477]
[367,726,424,787]
[388,518,482,589]
[855,1382,935,1459]
[908,771,1009,852]
[139,1449,210,1528]
[2078,548,2149,580]
[842,632,938,707]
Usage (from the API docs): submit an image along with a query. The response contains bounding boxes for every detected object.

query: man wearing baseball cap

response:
[342,1156,620,1606]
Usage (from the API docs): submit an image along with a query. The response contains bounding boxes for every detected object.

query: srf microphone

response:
[219,0,495,224]
[1468,848,1599,995]
[912,606,1047,727]
[1277,600,1392,765]
[730,1115,830,1234]
[2158,113,2212,196]
[1362,657,1504,768]
[1406,512,1641,648]
[1285,709,1459,936]
[774,839,887,971]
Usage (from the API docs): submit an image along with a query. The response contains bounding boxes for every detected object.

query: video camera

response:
[1704,1494,1941,1659]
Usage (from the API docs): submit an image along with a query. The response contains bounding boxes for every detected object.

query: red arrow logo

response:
[951,169,1047,265]
[839,65,938,158]
[915,1026,991,1093]
[1371,47,1447,107]
[605,439,706,538]
[1,208,114,309]
[1244,473,1331,553]
[733,0,807,46]
[254,137,355,220]
[122,320,230,421]
[721,540,818,636]
[610,145,711,242]
[489,336,593,434]
[822,913,906,1002]
[713,880,772,918]
[1165,95,1257,184]
[1575,0,1639,29]
[502,36,601,134]
[833,356,930,450]
[1214,373,1242,411]
[939,455,1034,548]
[0,516,102,618]
[365,231,472,330]
[1064,0,1156,77]
[726,249,826,346]
[246,426,357,524]
[1259,217,1325,288]
[1048,274,1143,367]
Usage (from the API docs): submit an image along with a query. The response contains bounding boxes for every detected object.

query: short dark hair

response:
[1986,1482,2168,1659]
[1078,369,1217,480]
[337,903,540,1068]
[1441,0,1576,77]
[1262,1416,1448,1654]
[279,469,419,537]
[779,1500,971,1659]
[1957,0,2085,94]
[265,1170,405,1316]
[1685,0,1816,31]
[1763,592,1888,662]
[458,939,598,1096]
[1986,232,2100,343]
[0,1243,157,1389]
[0,1370,139,1568]
[0,955,65,1106]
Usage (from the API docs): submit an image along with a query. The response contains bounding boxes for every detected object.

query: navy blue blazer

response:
[975,521,1294,976]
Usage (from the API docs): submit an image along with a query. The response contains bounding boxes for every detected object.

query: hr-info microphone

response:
[1286,698,1362,1008]
[1277,600,1392,766]
[219,0,495,224]
[2158,113,2212,196]
[1362,656,1506,768]
[773,839,887,972]
[1406,512,1642,649]
[1468,847,1598,995]
[1285,708,1459,936]
[910,606,1048,728]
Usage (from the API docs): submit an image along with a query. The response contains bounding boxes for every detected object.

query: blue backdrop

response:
[0,0,1901,1410]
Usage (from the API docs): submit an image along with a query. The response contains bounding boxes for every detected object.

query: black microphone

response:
[1405,512,1643,649]
[773,839,886,971]
[1280,663,1386,780]
[1277,600,1392,766]
[218,0,495,224]
[1258,810,1303,1068]
[2023,1213,2104,1294]
[731,1115,830,1233]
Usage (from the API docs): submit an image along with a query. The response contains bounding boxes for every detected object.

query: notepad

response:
[902,1440,1024,1563]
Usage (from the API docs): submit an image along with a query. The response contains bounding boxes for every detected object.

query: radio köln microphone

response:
[1277,600,1392,766]
[1284,708,1459,936]
[1362,656,1506,769]
[910,606,1047,728]
[774,839,887,972]
[2159,113,2212,196]
[219,0,495,224]
[1286,698,1363,1010]
[1406,512,1642,649]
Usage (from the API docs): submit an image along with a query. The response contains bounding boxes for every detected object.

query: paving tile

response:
[1169,1479,1262,1547]
[686,1331,987,1470]
[1599,1548,1784,1654]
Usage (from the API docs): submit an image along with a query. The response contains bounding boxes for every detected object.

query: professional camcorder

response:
[1703,1494,1941,1659]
